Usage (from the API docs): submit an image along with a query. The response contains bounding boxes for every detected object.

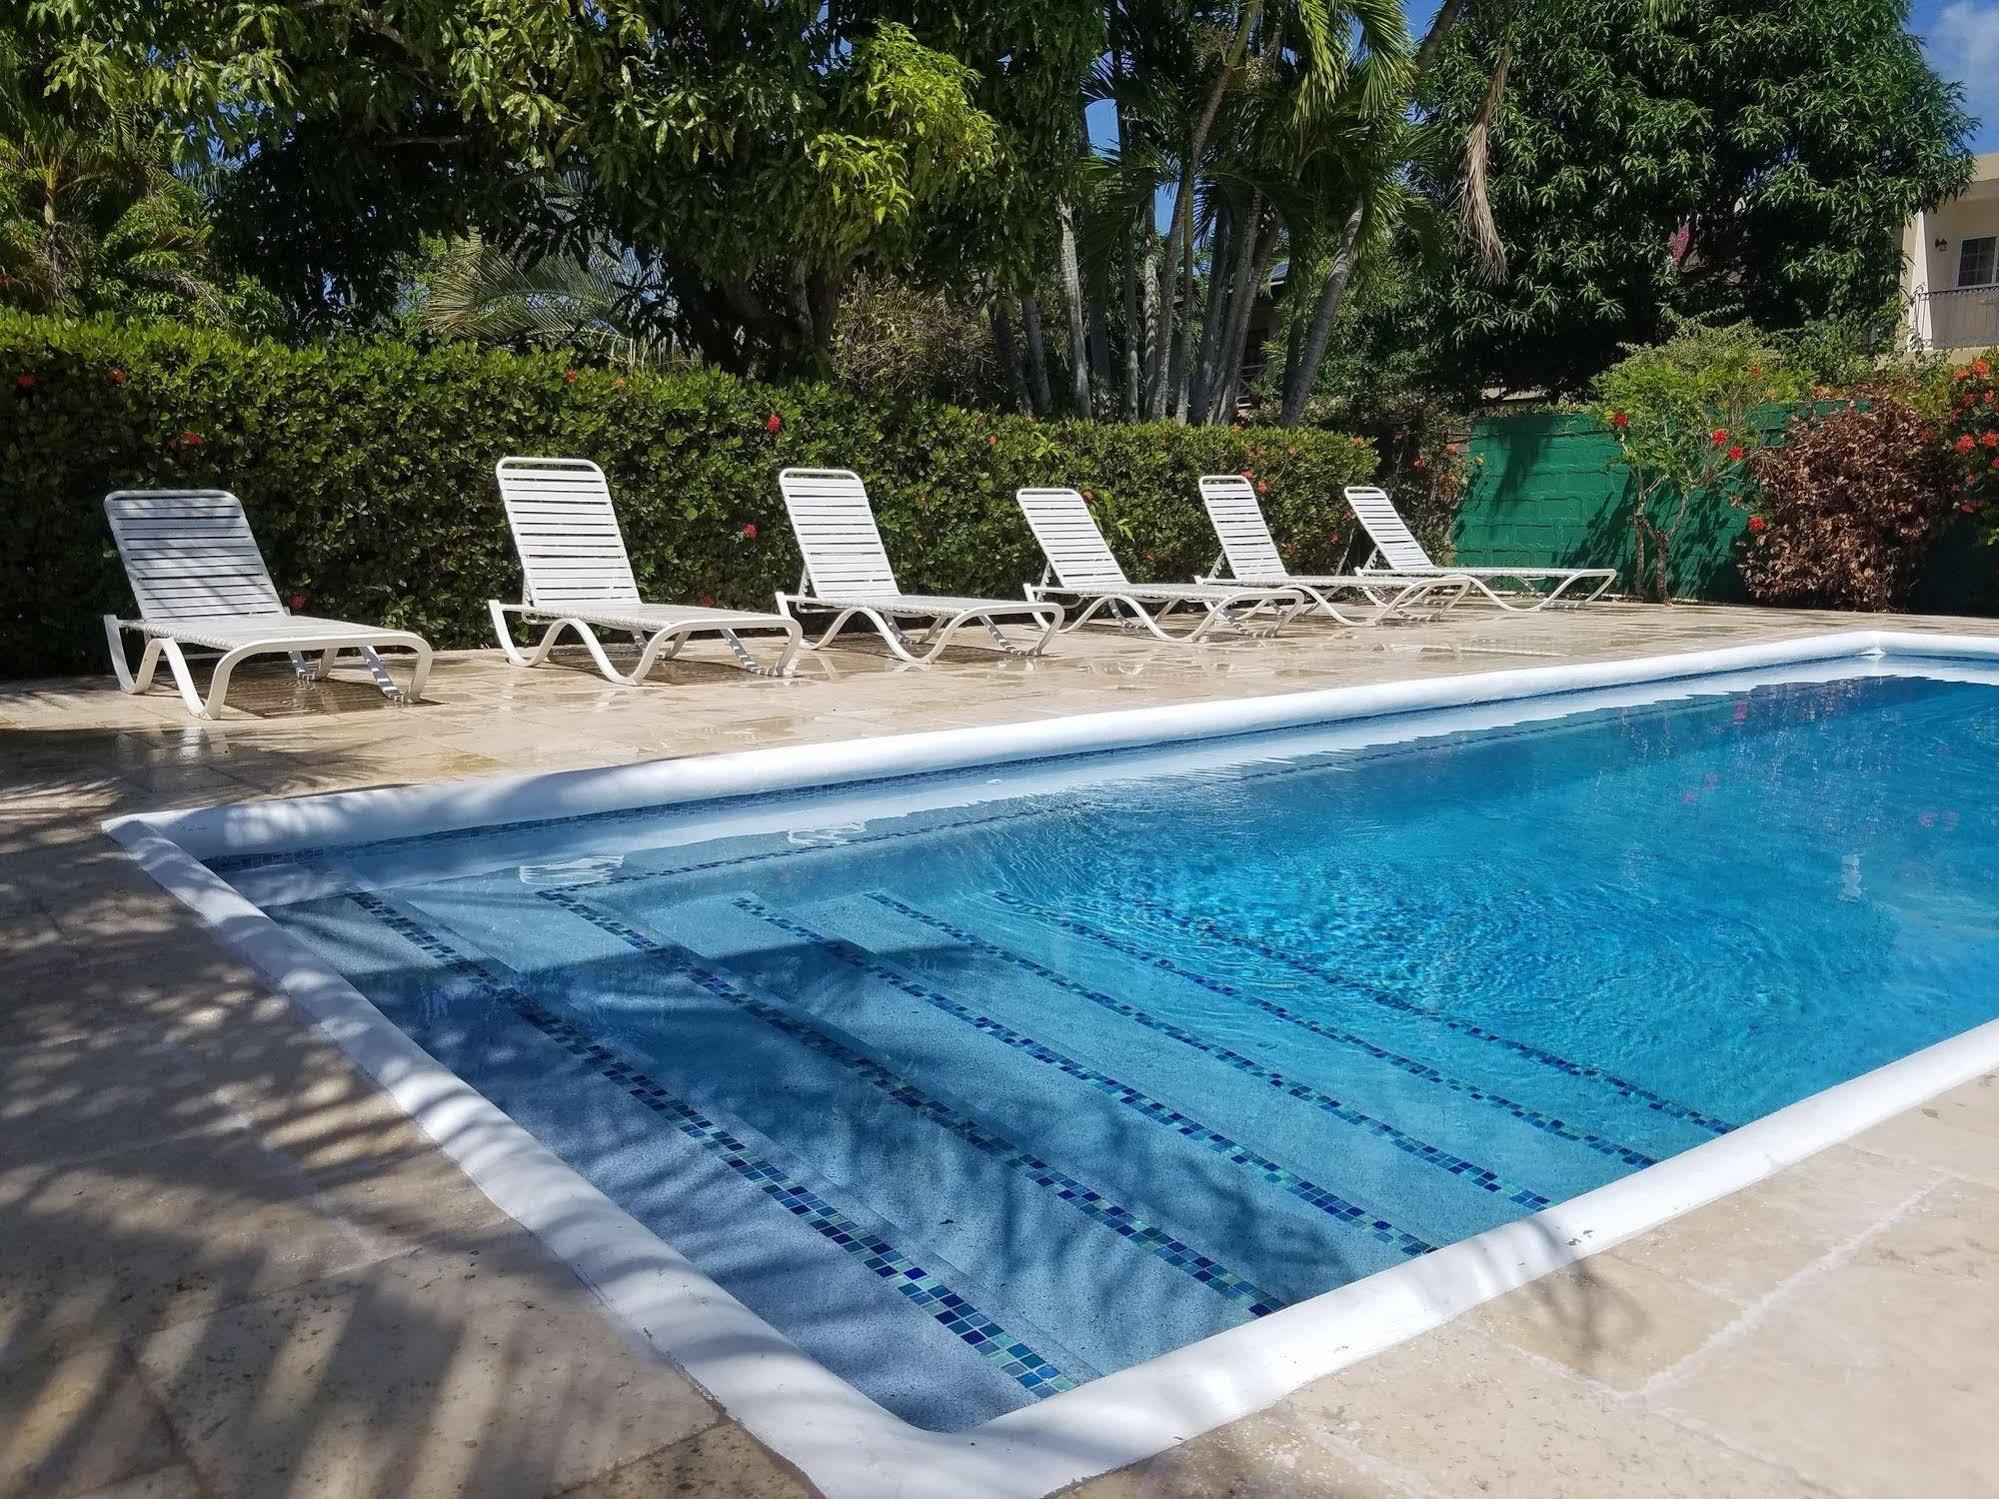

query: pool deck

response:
[4,600,1997,1499]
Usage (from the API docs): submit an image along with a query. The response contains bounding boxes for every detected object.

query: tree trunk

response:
[1279,202,1365,426]
[1187,204,1238,424]
[991,296,1032,414]
[1055,200,1093,417]
[1137,212,1161,417]
[1020,294,1055,415]
[1121,233,1144,420]
[1145,0,1264,418]
[1210,208,1280,424]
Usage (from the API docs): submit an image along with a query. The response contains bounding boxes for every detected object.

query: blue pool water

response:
[228,669,1999,1430]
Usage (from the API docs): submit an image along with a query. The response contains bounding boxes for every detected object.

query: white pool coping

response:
[104,628,1999,1499]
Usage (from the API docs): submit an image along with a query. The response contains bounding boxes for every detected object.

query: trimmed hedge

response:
[0,314,1383,678]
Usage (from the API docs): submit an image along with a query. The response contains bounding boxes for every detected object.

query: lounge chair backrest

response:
[1343,485,1436,570]
[1015,488,1129,588]
[496,457,642,611]
[1199,475,1288,579]
[104,490,285,623]
[778,468,900,600]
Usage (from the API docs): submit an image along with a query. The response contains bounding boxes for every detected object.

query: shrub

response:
[1592,322,1808,601]
[1739,397,1952,611]
[0,313,1381,677]
[1940,356,1999,520]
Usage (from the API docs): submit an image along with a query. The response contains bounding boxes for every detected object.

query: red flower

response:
[698,595,715,608]
[764,413,782,433]
[176,429,203,448]
[741,522,758,540]
[563,369,579,385]
[1351,436,1366,447]
[1412,456,1428,470]
[1081,490,1093,500]
[1609,411,1629,429]
[1710,428,1728,446]
[1256,480,1268,494]
[288,593,306,609]
[1240,470,1253,480]
[1748,364,1761,377]
[1956,434,1978,455]
[1976,359,1992,377]
[1954,367,1973,381]
[1727,444,1745,461]
[109,369,126,387]
[1746,515,1768,534]
[14,373,35,393]
[1981,432,1999,448]
[1445,441,1461,454]
[1144,551,1156,564]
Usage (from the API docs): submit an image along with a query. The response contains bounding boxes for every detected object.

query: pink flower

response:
[288,593,306,609]
[741,522,758,540]
[1256,480,1268,494]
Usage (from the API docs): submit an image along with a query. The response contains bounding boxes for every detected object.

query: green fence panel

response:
[1453,410,1765,604]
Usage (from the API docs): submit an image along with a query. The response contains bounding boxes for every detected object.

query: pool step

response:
[743,890,1543,1251]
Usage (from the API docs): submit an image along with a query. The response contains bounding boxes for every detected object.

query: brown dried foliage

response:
[1740,398,1953,612]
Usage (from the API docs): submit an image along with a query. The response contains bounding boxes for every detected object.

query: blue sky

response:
[1914,0,1999,151]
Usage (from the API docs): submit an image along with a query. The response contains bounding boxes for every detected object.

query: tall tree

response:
[1415,0,1974,397]
[16,3,1069,371]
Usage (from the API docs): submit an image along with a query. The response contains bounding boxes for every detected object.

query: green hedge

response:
[0,314,1382,678]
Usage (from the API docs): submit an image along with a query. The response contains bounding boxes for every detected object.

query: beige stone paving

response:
[1,602,1996,1499]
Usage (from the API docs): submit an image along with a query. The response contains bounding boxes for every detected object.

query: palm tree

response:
[413,233,679,367]
[0,112,274,327]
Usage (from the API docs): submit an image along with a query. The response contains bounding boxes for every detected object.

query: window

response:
[1958,235,1998,288]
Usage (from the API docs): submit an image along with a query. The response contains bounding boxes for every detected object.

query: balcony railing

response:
[1916,286,1999,351]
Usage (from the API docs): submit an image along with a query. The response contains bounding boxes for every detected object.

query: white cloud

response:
[1929,0,1999,143]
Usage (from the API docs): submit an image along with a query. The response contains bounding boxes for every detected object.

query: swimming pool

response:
[109,633,1999,1497]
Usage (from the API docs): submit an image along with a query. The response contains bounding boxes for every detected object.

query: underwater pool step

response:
[740,891,1547,1250]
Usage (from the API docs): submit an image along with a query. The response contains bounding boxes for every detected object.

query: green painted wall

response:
[1452,410,1999,613]
[1452,411,1754,600]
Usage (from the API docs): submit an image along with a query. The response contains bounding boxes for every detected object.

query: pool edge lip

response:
[100,626,1999,1499]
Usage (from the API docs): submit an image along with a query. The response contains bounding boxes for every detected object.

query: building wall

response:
[1903,153,1999,353]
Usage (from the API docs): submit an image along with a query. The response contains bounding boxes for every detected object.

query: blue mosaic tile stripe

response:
[991,892,1658,1172]
[533,889,1282,1316]
[347,889,1078,1399]
[1122,893,1737,1138]
[733,897,1436,1260]
[868,895,1553,1214]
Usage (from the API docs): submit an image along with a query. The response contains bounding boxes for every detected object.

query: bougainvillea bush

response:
[1738,397,1953,611]
[1591,322,1807,602]
[1941,357,1999,524]
[0,314,1380,677]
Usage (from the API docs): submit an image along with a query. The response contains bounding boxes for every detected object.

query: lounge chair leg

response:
[354,647,403,701]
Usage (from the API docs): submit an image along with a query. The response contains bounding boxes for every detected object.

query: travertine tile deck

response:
[2,603,1994,1499]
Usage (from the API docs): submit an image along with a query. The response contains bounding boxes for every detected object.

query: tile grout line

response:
[1632,1172,1948,1405]
[1456,1323,1860,1499]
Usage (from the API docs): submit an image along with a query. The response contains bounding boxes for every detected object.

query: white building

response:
[1904,150,1999,354]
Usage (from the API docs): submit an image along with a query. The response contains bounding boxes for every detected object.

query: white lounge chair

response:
[102,489,432,720]
[1018,487,1308,641]
[775,469,1063,664]
[490,457,801,682]
[1195,475,1474,624]
[1344,484,1616,610]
